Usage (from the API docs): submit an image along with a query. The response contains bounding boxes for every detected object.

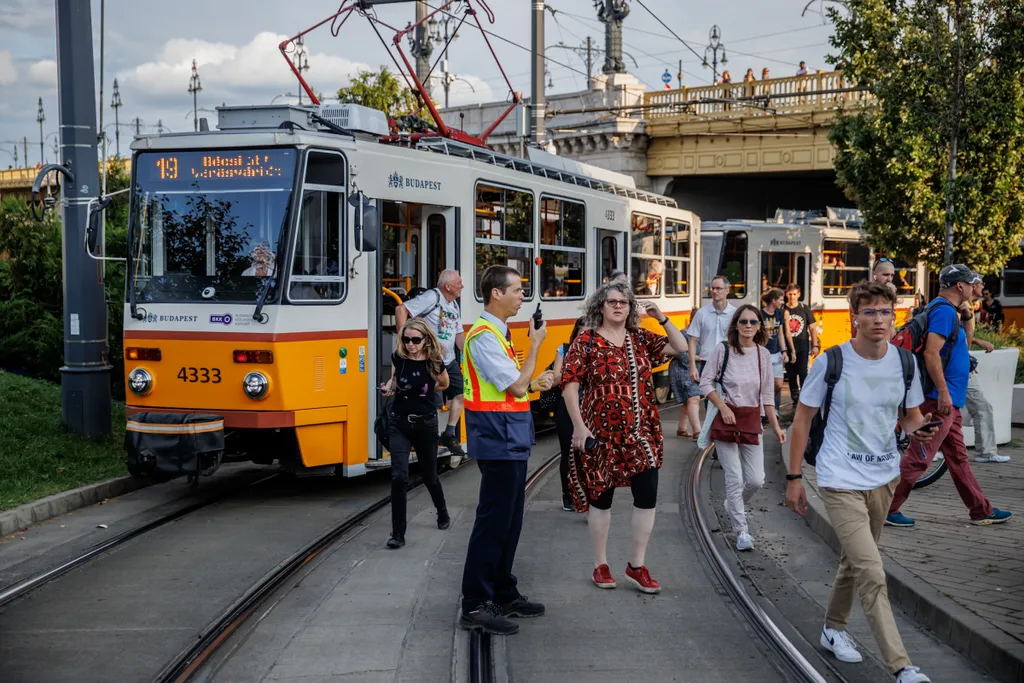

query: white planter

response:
[1014,385,1024,426]
[961,348,1018,447]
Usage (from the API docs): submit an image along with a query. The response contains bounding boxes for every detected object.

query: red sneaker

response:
[592,563,617,589]
[624,564,661,594]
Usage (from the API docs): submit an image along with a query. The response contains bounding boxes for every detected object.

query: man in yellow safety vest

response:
[458,265,555,636]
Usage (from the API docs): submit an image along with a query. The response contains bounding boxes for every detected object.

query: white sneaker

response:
[973,454,1010,463]
[820,626,863,663]
[895,666,931,683]
[448,456,462,468]
[736,532,754,551]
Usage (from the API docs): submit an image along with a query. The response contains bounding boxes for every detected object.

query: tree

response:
[337,66,419,119]
[827,0,1024,273]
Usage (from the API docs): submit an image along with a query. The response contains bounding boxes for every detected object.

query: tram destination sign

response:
[137,149,297,191]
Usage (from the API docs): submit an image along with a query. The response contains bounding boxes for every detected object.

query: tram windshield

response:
[129,148,297,304]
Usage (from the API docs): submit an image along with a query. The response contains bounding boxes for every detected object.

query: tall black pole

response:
[37,98,46,164]
[55,0,111,438]
[531,0,545,145]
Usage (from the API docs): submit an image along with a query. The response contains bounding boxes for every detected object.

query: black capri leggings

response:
[588,466,659,510]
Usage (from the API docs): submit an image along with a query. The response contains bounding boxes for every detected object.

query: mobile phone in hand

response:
[533,303,543,330]
[584,436,598,452]
[915,419,943,434]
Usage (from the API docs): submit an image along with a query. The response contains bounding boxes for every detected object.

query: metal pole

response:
[37,98,46,164]
[415,0,430,96]
[23,137,28,166]
[586,36,592,88]
[531,0,546,145]
[677,59,682,89]
[98,0,104,148]
[55,0,112,438]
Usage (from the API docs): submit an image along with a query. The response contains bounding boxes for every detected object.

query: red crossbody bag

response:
[708,342,763,445]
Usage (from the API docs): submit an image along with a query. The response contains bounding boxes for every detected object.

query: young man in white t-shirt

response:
[786,281,939,683]
[396,270,466,465]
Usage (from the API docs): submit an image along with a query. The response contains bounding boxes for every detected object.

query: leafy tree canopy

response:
[827,0,1024,273]
[336,66,420,120]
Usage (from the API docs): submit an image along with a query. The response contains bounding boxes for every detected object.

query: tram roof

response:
[702,218,865,232]
[131,120,678,210]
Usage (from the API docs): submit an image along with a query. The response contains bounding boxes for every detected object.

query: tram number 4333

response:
[177,367,223,383]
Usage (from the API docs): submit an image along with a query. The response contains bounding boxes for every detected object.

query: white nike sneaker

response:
[895,666,931,683]
[820,626,863,663]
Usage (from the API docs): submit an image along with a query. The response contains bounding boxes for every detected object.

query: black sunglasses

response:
[737,318,760,326]
[402,336,425,344]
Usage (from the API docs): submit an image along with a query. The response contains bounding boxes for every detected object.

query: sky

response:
[0,0,839,167]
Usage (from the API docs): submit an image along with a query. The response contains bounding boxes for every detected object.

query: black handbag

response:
[374,397,392,451]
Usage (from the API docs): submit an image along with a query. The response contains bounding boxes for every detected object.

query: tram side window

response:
[822,239,870,297]
[540,196,585,299]
[601,235,619,284]
[1003,253,1024,297]
[873,254,917,295]
[475,183,534,298]
[707,231,747,299]
[631,213,663,297]
[289,190,345,302]
[664,219,690,296]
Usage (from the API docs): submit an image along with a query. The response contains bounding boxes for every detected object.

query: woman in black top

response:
[783,284,819,403]
[381,319,450,549]
[550,318,585,512]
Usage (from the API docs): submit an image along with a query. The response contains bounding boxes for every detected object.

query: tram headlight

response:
[242,371,270,400]
[128,368,153,396]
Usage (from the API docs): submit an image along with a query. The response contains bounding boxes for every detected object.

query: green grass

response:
[0,370,127,512]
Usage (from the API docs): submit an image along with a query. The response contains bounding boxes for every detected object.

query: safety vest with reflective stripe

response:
[462,317,530,413]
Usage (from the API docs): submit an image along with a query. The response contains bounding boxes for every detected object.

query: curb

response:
[783,442,1024,683]
[0,476,147,537]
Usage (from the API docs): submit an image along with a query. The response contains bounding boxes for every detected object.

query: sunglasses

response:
[737,319,760,326]
[402,336,425,345]
[605,299,630,308]
[876,257,892,264]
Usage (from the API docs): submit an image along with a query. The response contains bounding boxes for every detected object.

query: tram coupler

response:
[125,412,226,485]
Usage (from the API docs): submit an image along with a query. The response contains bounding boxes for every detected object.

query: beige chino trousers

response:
[821,478,911,674]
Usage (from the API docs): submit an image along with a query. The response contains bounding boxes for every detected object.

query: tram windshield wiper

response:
[252,194,292,323]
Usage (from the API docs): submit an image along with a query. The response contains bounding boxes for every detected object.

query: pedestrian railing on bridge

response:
[644,70,872,122]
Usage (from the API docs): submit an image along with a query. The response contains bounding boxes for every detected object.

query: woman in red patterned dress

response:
[561,280,689,593]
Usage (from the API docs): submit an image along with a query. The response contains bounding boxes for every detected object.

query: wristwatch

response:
[657,316,669,326]
[786,473,803,481]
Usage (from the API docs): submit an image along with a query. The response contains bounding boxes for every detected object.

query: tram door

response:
[759,251,809,303]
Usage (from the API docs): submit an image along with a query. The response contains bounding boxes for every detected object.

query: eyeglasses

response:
[860,308,894,317]
[605,298,630,308]
[737,319,760,326]
[402,336,425,345]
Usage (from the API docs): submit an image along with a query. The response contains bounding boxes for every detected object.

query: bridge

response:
[644,70,872,220]
[0,159,131,203]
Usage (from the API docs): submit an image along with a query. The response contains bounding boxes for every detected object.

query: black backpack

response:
[803,345,914,466]
[890,298,961,395]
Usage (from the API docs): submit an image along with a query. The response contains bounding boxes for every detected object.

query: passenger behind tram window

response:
[635,260,665,296]
[242,241,276,277]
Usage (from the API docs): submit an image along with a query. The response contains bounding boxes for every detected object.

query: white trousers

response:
[717,440,766,536]
[964,384,997,457]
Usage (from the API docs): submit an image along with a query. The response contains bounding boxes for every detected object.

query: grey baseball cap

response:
[938,264,975,289]
[967,271,983,285]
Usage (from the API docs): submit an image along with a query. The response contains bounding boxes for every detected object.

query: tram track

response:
[686,444,845,683]
[0,470,282,610]
[465,435,846,683]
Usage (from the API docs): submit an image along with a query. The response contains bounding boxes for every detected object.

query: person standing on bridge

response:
[561,280,688,593]
[395,270,467,467]
[458,265,555,636]
[787,281,937,683]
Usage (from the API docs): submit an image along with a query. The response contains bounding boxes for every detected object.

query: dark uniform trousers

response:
[460,409,534,614]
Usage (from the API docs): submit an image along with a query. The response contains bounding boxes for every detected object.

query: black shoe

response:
[459,601,519,635]
[439,432,466,457]
[561,494,574,512]
[499,595,545,618]
[437,509,451,530]
[386,533,405,549]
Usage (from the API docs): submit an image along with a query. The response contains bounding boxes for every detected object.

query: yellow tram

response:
[121,103,701,476]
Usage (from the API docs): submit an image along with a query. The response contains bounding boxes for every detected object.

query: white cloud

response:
[444,74,495,107]
[120,32,371,100]
[28,59,56,88]
[0,1,51,31]
[0,50,17,86]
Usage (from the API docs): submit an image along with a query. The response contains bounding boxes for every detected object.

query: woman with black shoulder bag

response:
[699,304,785,553]
[380,318,450,549]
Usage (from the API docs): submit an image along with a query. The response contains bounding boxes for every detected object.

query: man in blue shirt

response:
[887,265,1012,527]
